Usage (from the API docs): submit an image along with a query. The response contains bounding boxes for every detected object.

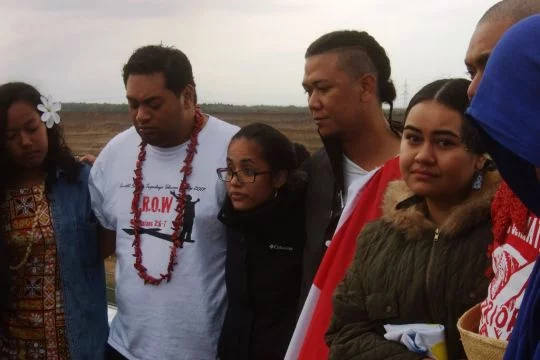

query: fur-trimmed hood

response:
[382,170,501,240]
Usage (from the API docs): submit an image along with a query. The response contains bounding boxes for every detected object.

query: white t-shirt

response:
[343,155,368,203]
[89,116,239,360]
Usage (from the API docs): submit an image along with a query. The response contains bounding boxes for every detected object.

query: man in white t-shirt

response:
[89,45,239,360]
[298,30,401,307]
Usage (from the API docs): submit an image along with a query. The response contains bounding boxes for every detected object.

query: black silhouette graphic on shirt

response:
[122,192,199,245]
[171,192,200,243]
[123,227,175,243]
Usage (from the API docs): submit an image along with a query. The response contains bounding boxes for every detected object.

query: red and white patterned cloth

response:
[479,183,540,341]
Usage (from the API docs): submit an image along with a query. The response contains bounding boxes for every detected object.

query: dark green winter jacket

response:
[326,171,500,360]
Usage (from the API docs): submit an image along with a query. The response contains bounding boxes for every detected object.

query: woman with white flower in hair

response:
[0,82,108,359]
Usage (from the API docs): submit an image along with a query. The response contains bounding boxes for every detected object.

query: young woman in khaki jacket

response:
[326,78,499,360]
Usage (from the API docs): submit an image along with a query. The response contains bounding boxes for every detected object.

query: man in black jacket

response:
[299,30,401,306]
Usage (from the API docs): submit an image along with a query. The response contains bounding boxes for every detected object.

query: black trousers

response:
[105,344,128,360]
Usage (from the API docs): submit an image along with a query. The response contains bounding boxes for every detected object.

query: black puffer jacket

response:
[217,187,306,360]
[326,171,500,360]
[300,136,345,307]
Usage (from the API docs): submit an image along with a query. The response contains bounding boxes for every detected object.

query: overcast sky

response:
[0,0,498,107]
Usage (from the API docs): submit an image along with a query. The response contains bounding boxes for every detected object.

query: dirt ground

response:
[62,111,323,156]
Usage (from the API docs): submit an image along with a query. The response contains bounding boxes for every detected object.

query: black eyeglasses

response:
[216,168,271,184]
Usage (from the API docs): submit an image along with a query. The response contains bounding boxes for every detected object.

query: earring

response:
[274,189,279,199]
[472,171,483,190]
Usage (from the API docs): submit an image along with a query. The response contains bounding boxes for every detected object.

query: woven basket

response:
[457,303,508,360]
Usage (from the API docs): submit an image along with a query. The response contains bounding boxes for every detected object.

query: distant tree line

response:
[61,102,405,117]
[62,102,310,114]
[62,103,128,112]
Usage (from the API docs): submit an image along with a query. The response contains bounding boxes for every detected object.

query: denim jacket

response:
[48,164,108,359]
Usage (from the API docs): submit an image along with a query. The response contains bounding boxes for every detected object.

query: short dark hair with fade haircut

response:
[305,30,396,108]
[480,0,540,24]
[122,44,197,102]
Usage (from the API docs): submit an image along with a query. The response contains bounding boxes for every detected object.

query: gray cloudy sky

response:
[0,0,497,107]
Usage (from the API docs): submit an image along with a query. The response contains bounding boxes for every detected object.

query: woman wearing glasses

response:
[216,123,308,360]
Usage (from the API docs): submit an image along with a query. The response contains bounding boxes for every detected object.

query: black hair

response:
[231,123,308,191]
[293,142,311,166]
[0,82,81,198]
[122,44,197,103]
[404,78,485,155]
[305,30,398,132]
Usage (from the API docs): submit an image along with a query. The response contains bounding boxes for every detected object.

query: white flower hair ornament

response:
[37,95,61,128]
